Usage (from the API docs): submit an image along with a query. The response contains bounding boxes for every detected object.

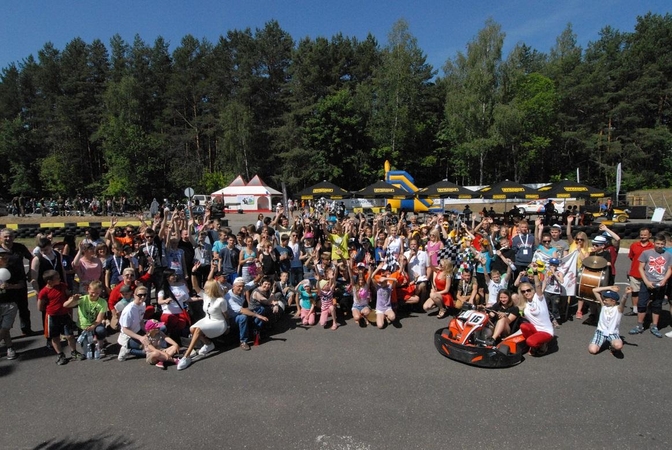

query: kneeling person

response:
[589,286,628,355]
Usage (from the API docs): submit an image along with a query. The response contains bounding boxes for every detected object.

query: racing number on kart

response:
[468,314,484,325]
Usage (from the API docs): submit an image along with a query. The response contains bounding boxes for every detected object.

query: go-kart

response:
[434,304,528,368]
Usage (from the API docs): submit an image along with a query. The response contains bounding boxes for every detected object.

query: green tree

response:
[441,19,504,185]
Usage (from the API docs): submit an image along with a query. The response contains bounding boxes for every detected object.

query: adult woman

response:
[424,258,454,319]
[239,236,258,283]
[425,229,444,280]
[157,269,192,337]
[567,227,591,319]
[73,242,104,295]
[518,275,554,355]
[486,289,519,342]
[178,267,229,371]
[383,225,405,260]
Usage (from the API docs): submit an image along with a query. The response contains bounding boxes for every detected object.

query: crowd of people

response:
[1,201,671,369]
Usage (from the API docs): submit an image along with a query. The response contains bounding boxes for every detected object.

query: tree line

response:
[0,13,671,201]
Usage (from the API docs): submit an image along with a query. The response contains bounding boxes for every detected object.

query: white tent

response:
[211,175,281,212]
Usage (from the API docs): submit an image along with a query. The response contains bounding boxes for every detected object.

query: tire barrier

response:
[0,219,229,239]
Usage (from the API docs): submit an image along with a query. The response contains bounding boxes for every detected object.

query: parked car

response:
[515,199,565,215]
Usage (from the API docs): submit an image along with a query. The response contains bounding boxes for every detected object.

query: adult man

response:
[403,238,429,304]
[511,220,535,276]
[178,228,195,289]
[288,232,303,286]
[0,248,19,359]
[225,277,268,350]
[629,233,672,338]
[627,228,653,316]
[0,229,33,335]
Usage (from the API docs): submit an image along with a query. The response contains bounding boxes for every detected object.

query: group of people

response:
[1,201,671,370]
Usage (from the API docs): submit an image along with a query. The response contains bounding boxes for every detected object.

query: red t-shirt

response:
[628,241,653,278]
[108,271,152,311]
[38,282,70,316]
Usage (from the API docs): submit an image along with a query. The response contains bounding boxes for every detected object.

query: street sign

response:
[184,187,194,198]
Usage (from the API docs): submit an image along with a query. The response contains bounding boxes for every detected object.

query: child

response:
[483,266,511,307]
[318,268,338,330]
[273,272,295,315]
[543,258,564,328]
[144,319,180,369]
[37,270,81,365]
[589,285,629,355]
[371,262,397,329]
[104,242,130,292]
[348,262,372,326]
[63,280,108,359]
[296,280,317,326]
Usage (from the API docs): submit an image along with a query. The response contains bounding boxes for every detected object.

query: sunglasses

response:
[136,293,147,298]
[520,288,533,293]
[542,240,551,244]
[575,239,584,242]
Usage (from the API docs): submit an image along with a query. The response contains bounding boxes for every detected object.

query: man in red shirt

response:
[627,228,652,316]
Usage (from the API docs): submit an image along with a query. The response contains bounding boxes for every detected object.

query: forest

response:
[0,13,671,201]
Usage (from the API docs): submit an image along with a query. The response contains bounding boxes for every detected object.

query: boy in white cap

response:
[589,285,630,355]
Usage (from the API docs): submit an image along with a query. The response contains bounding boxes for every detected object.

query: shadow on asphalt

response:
[33,434,135,450]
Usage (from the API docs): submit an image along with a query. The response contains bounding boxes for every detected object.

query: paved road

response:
[2,219,671,449]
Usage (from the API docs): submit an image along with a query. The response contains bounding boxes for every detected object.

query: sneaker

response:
[155,361,166,370]
[71,350,83,361]
[198,342,215,356]
[240,341,251,351]
[651,326,663,338]
[176,357,192,370]
[666,330,672,338]
[624,309,637,317]
[6,347,17,360]
[117,345,130,361]
[629,325,644,335]
[56,353,68,365]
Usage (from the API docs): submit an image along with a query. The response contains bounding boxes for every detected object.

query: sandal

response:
[437,309,448,319]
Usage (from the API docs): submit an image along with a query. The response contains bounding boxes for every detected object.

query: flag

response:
[531,250,578,296]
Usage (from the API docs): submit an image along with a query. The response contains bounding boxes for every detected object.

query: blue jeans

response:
[231,312,249,343]
[290,267,304,287]
[128,336,146,357]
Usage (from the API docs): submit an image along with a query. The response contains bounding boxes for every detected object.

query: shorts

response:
[0,302,18,329]
[376,308,393,314]
[48,314,76,338]
[628,276,642,296]
[475,272,487,290]
[638,284,666,313]
[352,303,370,312]
[590,329,622,348]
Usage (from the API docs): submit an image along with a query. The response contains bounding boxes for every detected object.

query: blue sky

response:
[1,1,669,74]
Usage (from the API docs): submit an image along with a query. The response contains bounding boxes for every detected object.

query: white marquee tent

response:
[211,175,282,211]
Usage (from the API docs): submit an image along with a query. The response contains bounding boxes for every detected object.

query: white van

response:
[192,194,211,205]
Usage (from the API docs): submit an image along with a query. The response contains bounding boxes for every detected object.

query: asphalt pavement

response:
[2,215,671,449]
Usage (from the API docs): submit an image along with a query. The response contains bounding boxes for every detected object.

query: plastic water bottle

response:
[86,342,95,360]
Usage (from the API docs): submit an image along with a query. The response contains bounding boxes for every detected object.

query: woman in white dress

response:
[178,264,228,370]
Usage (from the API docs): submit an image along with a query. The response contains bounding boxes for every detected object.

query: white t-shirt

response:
[486,275,508,307]
[119,301,146,334]
[523,293,554,336]
[597,305,622,335]
[158,284,190,314]
[404,250,429,282]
